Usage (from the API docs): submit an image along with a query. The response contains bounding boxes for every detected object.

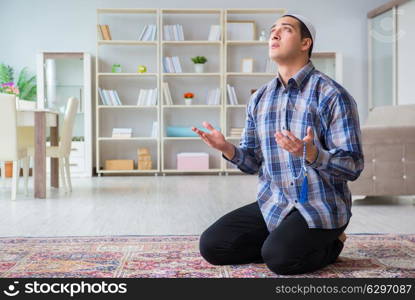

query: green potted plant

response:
[0,63,37,109]
[191,56,207,73]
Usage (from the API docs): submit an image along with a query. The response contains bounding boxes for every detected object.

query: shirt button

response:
[290,182,294,186]
[282,126,286,130]
[295,200,298,203]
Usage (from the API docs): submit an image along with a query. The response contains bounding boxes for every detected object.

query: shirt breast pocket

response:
[289,106,313,139]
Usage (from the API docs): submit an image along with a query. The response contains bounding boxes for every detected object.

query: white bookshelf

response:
[96,8,161,175]
[95,8,343,176]
[160,8,224,174]
[223,9,286,173]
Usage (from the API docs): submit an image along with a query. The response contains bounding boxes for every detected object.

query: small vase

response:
[184,98,192,105]
[5,161,13,178]
[194,64,204,73]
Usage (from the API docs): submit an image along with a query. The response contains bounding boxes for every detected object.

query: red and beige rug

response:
[0,234,414,278]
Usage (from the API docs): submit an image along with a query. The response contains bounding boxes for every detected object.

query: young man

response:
[192,14,364,275]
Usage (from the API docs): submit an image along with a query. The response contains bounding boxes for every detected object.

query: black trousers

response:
[199,201,348,275]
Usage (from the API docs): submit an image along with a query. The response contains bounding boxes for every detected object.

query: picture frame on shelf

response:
[226,20,256,41]
[241,58,254,73]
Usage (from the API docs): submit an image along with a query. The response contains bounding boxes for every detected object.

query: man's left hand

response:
[274,126,318,163]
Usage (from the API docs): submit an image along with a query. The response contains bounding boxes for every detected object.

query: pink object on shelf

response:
[177,152,209,170]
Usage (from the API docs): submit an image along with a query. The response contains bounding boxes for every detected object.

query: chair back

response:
[59,97,79,156]
[0,93,18,161]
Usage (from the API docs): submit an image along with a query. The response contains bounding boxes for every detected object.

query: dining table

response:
[17,109,59,199]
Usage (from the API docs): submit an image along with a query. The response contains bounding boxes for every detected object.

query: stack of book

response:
[226,84,239,105]
[163,56,182,73]
[208,25,221,41]
[98,88,122,105]
[229,127,244,138]
[265,58,278,73]
[137,88,158,106]
[97,24,112,40]
[138,24,157,41]
[163,24,184,40]
[112,128,132,138]
[206,88,221,105]
[162,82,174,105]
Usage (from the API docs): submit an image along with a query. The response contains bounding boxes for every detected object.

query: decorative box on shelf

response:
[177,152,209,170]
[105,160,134,170]
[166,126,221,137]
[137,148,152,170]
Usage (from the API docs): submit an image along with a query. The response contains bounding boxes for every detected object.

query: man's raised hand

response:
[192,122,236,160]
[191,121,227,151]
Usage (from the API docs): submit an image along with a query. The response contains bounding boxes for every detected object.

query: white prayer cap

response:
[282,13,316,43]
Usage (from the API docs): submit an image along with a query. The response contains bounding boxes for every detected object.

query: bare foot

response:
[338,232,347,243]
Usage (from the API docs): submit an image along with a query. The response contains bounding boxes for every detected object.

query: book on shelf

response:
[99,24,112,40]
[163,56,182,73]
[151,25,157,40]
[97,25,104,40]
[138,24,157,41]
[137,88,158,106]
[208,25,221,41]
[172,56,182,72]
[163,24,184,41]
[98,88,122,106]
[112,128,132,138]
[151,121,159,138]
[265,58,278,73]
[172,25,179,41]
[206,88,221,105]
[162,82,173,105]
[138,24,148,40]
[110,90,122,105]
[226,84,239,105]
[230,86,238,105]
[106,25,112,40]
[102,89,113,105]
[229,127,244,138]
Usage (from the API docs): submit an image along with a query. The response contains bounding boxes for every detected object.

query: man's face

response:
[268,16,305,62]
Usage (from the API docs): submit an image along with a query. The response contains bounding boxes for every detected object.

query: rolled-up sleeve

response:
[306,92,364,181]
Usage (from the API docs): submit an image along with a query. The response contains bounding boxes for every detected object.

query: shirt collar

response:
[275,60,315,91]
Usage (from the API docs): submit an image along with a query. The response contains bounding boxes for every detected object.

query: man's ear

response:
[301,38,312,52]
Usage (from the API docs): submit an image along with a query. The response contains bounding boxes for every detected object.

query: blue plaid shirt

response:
[223,61,364,231]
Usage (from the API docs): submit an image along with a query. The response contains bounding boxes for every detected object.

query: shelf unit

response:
[95,8,343,176]
[223,9,286,173]
[96,8,160,176]
[160,8,224,174]
[37,51,92,177]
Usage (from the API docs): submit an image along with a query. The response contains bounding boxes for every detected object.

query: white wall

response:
[397,0,415,105]
[1,0,389,123]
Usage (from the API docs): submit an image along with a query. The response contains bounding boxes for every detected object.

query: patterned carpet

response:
[0,234,414,278]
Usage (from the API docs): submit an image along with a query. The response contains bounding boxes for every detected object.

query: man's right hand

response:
[191,121,235,160]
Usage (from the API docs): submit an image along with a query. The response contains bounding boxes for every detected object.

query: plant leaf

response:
[17,67,37,100]
[0,63,14,84]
